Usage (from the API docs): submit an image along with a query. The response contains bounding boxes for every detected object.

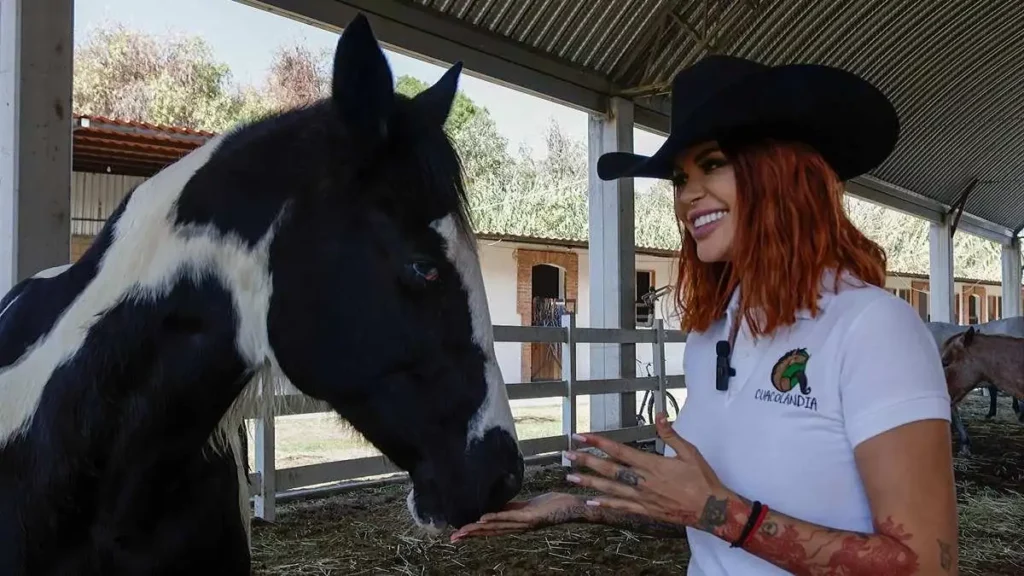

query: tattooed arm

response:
[696,419,958,575]
[449,490,690,542]
[569,495,689,538]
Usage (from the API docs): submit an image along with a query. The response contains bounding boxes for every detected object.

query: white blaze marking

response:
[430,215,518,445]
[406,489,442,536]
[0,133,284,541]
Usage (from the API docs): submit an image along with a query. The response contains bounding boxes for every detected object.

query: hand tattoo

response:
[694,494,729,532]
[615,467,644,487]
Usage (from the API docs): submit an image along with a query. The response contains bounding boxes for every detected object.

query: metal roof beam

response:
[234,0,616,116]
[846,175,1017,245]
[845,175,945,222]
[947,178,979,236]
[954,212,1019,246]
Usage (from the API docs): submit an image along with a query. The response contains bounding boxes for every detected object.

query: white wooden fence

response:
[244,315,687,521]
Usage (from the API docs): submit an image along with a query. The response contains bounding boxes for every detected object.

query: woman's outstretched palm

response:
[451,492,583,542]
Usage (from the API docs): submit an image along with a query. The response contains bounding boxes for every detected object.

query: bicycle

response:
[635,358,680,427]
[636,284,674,328]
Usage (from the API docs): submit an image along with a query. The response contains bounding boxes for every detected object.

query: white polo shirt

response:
[668,269,951,575]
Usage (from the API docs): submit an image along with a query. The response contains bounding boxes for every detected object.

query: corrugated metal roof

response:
[403,0,1024,232]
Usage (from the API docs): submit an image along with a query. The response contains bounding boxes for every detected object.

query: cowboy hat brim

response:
[596,63,899,182]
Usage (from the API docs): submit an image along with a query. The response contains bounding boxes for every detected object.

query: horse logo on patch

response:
[770,348,811,395]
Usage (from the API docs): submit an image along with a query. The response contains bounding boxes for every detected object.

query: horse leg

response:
[951,406,971,457]
[986,384,998,419]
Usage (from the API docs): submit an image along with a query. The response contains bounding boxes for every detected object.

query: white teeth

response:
[693,211,727,228]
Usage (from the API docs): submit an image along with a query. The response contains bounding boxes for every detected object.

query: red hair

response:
[674,139,887,337]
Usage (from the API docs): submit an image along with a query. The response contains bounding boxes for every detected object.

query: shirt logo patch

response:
[754,348,818,411]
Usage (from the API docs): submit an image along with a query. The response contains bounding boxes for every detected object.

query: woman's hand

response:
[565,412,736,536]
[449,492,586,542]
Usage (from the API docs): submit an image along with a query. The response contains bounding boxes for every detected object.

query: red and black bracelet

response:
[730,500,769,549]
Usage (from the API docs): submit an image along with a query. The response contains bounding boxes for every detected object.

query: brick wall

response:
[515,248,578,382]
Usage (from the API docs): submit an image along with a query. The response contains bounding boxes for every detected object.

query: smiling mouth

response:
[691,210,728,229]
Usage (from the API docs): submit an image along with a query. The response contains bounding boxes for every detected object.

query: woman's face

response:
[673,141,738,262]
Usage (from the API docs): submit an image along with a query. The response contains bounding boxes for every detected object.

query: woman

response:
[452,55,959,575]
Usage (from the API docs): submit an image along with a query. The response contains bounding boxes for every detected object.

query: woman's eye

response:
[701,158,726,172]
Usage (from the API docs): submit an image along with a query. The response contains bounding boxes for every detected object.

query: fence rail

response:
[246,315,687,521]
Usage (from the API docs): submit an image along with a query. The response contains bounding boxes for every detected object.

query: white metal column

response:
[587,97,636,432]
[1001,237,1022,318]
[0,0,73,295]
[928,221,955,323]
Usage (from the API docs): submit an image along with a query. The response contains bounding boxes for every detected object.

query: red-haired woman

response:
[453,55,959,575]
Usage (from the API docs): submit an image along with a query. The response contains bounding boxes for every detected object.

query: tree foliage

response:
[72,24,1015,283]
[73,24,267,131]
[264,43,332,111]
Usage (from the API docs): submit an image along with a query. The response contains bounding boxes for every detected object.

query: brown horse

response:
[941,327,1024,430]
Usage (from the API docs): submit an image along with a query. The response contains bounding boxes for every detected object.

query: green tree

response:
[263,42,332,111]
[843,195,1006,281]
[73,23,271,132]
[635,180,681,250]
[394,74,518,228]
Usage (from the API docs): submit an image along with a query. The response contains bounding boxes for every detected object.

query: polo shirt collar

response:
[724,267,846,324]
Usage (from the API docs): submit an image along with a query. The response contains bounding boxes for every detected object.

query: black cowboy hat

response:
[597,54,900,182]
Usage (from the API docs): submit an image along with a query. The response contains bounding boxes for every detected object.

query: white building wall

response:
[475,241,687,387]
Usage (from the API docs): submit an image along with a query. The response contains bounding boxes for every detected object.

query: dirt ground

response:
[252,393,1024,575]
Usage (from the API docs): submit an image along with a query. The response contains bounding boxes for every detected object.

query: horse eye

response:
[403,261,439,287]
[412,262,439,281]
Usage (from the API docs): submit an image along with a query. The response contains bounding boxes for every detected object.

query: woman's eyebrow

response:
[693,147,720,163]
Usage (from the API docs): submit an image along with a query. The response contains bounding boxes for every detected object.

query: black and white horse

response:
[0,14,523,575]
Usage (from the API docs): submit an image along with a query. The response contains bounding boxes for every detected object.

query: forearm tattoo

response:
[708,494,932,575]
[938,539,952,572]
[551,496,688,538]
[694,494,729,533]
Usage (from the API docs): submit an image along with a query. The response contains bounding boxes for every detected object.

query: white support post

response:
[1002,237,1022,318]
[253,371,276,521]
[652,319,667,454]
[928,221,955,323]
[0,0,73,294]
[587,97,636,432]
[561,313,576,467]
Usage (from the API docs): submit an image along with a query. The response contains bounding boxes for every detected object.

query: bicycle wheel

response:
[648,391,681,425]
[666,391,680,419]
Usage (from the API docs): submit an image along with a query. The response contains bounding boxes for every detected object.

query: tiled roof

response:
[72,114,214,177]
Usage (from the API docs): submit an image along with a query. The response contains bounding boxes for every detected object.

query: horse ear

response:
[413,62,463,127]
[963,326,976,346]
[331,13,394,144]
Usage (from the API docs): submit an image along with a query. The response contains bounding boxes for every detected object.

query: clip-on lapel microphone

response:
[715,314,741,392]
[715,340,735,391]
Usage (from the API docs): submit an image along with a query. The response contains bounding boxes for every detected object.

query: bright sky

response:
[74,0,667,177]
